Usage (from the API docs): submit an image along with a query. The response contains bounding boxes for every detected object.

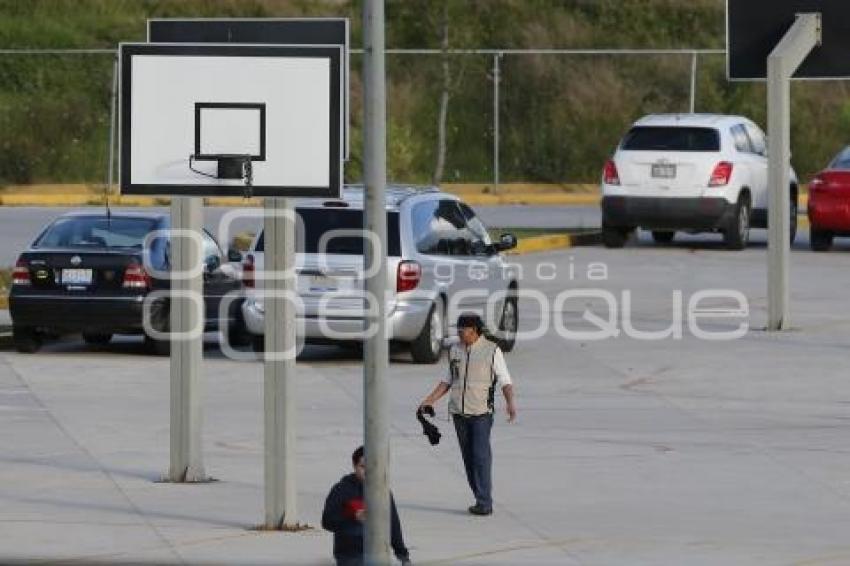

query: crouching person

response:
[322,446,411,565]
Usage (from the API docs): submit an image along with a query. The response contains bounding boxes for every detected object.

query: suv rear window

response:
[35,216,158,249]
[621,126,720,152]
[256,209,401,256]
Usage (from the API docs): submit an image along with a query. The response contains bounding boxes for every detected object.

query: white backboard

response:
[120,43,342,197]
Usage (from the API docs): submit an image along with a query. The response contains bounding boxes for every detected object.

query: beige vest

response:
[448,338,499,416]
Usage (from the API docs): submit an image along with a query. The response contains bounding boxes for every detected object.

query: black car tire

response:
[724,197,751,250]
[145,335,170,356]
[602,225,629,248]
[789,195,798,246]
[410,301,444,364]
[810,228,834,252]
[13,326,41,354]
[497,295,518,353]
[652,231,676,244]
[83,332,112,346]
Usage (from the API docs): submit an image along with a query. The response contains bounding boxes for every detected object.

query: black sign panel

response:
[148,18,350,157]
[727,0,850,80]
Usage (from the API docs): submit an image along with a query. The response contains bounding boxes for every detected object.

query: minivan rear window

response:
[621,126,720,152]
[35,216,158,249]
[256,209,401,256]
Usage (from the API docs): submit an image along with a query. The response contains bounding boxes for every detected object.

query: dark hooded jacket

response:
[321,473,409,562]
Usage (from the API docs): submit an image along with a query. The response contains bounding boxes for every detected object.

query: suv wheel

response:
[497,295,518,353]
[810,228,834,252]
[83,332,112,346]
[410,301,444,364]
[724,197,751,250]
[651,231,675,244]
[13,326,41,354]
[602,225,629,248]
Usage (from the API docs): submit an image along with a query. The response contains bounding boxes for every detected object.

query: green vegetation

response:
[0,267,10,291]
[0,0,846,187]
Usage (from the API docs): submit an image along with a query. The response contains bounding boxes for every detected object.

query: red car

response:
[808,146,850,251]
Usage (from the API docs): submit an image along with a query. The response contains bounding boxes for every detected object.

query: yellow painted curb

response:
[0,194,163,207]
[462,193,600,206]
[509,234,573,255]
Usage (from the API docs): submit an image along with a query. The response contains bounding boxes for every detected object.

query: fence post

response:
[493,52,501,193]
[689,51,698,113]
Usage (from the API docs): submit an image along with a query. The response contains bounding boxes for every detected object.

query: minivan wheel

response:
[724,198,750,250]
[497,295,518,353]
[810,228,834,252]
[13,326,41,354]
[410,302,444,364]
[83,332,112,346]
[602,225,629,248]
[651,231,675,244]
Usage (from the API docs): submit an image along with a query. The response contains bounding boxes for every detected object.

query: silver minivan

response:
[240,185,519,363]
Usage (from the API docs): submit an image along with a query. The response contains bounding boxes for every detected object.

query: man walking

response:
[322,446,411,565]
[419,313,517,516]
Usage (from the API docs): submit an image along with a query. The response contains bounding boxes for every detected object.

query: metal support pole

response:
[169,197,205,482]
[766,13,820,331]
[689,52,698,113]
[264,197,298,529]
[106,55,118,192]
[363,0,391,563]
[493,53,501,192]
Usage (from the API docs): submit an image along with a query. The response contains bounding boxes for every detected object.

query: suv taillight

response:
[603,159,620,185]
[396,260,421,293]
[12,258,31,286]
[122,261,150,290]
[243,254,255,288]
[708,161,734,187]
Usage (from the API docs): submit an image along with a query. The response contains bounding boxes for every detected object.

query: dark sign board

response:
[727,0,850,80]
[148,18,350,157]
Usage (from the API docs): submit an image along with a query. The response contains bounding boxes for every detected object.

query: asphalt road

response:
[0,205,602,267]
[3,246,850,564]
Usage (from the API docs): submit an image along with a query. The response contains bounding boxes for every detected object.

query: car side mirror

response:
[495,233,517,251]
[227,248,243,263]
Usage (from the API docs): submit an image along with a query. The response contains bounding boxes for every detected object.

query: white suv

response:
[600,114,798,249]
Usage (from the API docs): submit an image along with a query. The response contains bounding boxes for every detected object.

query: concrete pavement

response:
[3,244,850,564]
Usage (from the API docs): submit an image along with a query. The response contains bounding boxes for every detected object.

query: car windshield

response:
[828,146,850,169]
[621,126,720,152]
[255,209,401,256]
[35,216,158,249]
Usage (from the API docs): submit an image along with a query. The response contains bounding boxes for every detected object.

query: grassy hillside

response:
[0,0,847,186]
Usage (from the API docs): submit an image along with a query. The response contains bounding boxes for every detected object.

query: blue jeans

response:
[452,413,494,510]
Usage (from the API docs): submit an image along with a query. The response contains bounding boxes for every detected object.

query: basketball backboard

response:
[119,43,342,197]
[147,18,350,160]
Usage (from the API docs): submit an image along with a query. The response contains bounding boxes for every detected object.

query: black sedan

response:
[9,211,247,354]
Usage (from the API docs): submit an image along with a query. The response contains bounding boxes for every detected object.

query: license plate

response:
[651,163,677,179]
[62,268,93,285]
[303,274,339,292]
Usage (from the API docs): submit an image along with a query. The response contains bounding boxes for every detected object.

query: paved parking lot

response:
[3,239,850,564]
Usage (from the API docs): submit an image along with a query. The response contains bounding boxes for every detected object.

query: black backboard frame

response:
[726,0,850,81]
